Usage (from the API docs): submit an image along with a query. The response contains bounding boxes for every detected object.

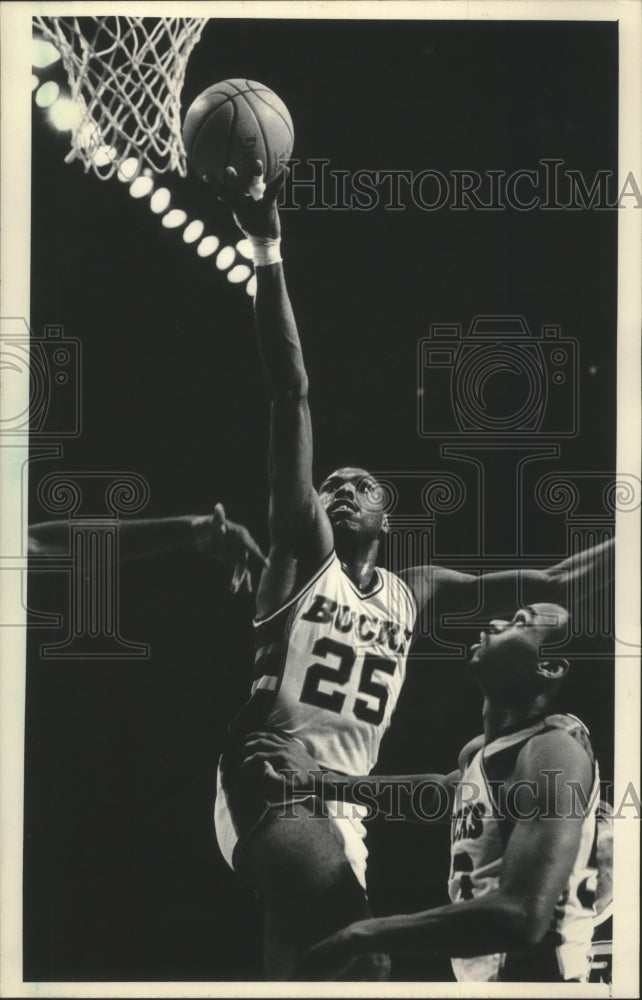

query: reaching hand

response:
[292,923,370,981]
[241,729,322,800]
[218,158,286,239]
[192,502,268,594]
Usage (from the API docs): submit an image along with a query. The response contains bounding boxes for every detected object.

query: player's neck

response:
[337,538,380,592]
[482,695,550,743]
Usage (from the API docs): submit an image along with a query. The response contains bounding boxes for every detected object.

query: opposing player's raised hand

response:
[192,503,268,594]
[218,159,287,239]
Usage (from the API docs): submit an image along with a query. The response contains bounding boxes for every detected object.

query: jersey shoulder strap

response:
[457,733,485,772]
[253,550,337,627]
[379,565,418,618]
[539,713,595,766]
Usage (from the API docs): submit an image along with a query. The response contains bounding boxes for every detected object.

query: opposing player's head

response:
[318,468,389,544]
[469,603,570,705]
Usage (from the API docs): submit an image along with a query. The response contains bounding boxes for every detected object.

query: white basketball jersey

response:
[241,552,416,775]
[449,714,600,983]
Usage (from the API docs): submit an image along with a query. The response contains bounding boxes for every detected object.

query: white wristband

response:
[249,235,282,267]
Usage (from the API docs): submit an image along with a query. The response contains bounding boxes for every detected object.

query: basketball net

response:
[33,16,206,179]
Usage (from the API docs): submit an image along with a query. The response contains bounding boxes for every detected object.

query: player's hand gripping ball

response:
[220,160,285,239]
[182,79,294,195]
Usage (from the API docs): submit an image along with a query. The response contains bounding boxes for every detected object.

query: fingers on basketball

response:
[220,158,286,210]
[265,163,289,199]
[224,159,261,189]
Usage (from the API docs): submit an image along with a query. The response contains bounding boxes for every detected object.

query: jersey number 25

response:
[300,636,396,726]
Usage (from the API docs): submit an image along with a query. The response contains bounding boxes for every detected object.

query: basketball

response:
[182,79,294,189]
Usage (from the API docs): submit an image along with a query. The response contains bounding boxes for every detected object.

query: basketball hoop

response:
[33,16,206,180]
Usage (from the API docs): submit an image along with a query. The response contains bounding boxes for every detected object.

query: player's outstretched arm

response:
[293,730,593,980]
[28,503,267,593]
[240,730,459,823]
[219,163,333,612]
[400,535,614,615]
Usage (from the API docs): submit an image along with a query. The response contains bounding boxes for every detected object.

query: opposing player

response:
[213,164,613,980]
[247,603,606,983]
[29,503,266,594]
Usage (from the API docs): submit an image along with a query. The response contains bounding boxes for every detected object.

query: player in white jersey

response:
[214,468,417,980]
[449,711,600,982]
[216,544,415,860]
[256,603,605,982]
[214,164,614,981]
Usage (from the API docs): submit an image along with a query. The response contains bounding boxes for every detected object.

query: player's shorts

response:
[452,942,589,983]
[214,759,369,891]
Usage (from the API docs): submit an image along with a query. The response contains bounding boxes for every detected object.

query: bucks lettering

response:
[301,594,414,653]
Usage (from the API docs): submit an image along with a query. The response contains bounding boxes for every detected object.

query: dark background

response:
[26,18,616,982]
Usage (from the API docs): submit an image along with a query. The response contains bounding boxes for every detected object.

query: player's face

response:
[318,468,388,538]
[469,603,569,684]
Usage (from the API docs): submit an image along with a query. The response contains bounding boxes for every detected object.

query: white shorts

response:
[214,762,369,891]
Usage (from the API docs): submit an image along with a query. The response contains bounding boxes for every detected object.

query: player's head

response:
[469,603,570,704]
[318,468,389,543]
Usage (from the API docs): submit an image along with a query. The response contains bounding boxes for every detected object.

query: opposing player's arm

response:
[241,730,460,822]
[322,769,460,825]
[293,728,595,980]
[29,504,267,593]
[220,165,333,605]
[400,536,614,615]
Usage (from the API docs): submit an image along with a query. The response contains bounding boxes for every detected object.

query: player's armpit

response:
[255,400,333,615]
[256,399,333,616]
